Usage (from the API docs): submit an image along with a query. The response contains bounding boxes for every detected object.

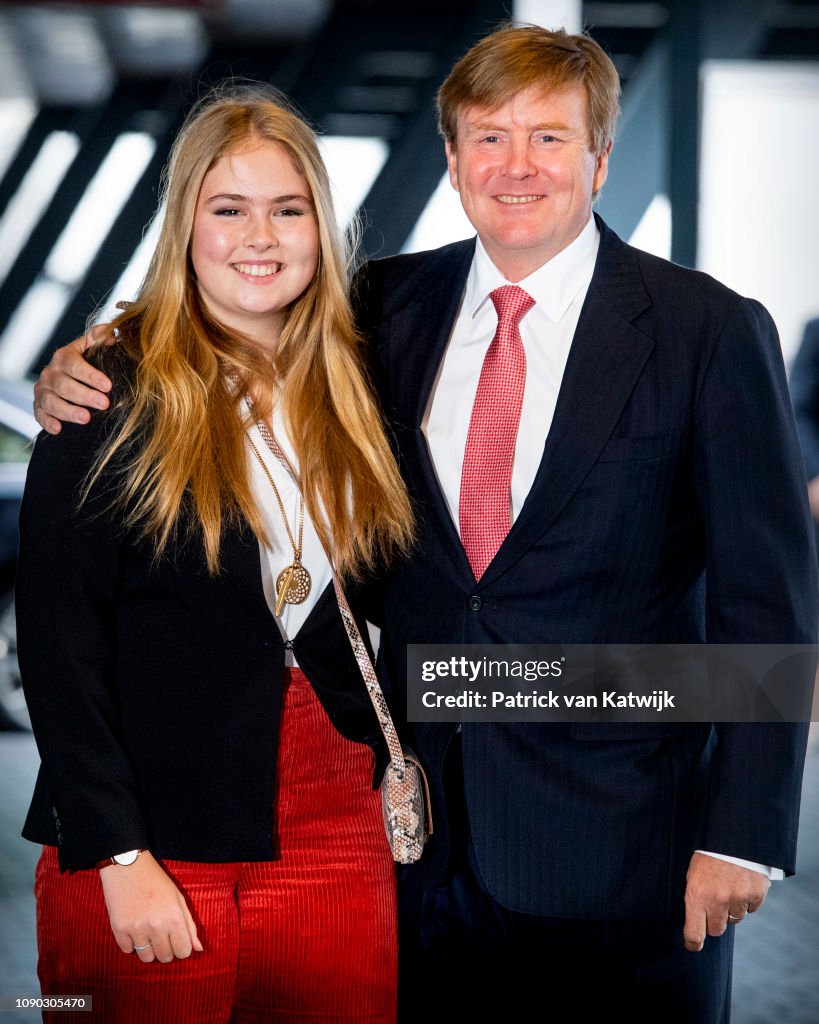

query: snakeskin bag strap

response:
[240,383,431,863]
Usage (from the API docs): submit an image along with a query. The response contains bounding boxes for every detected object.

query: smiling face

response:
[190,140,319,350]
[446,83,610,282]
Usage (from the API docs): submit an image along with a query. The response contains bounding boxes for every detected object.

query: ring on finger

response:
[133,940,153,952]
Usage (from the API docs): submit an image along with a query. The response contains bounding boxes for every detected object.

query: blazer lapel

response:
[217,522,283,640]
[478,218,655,588]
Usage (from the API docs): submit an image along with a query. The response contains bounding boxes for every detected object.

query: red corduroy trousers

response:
[35,669,398,1023]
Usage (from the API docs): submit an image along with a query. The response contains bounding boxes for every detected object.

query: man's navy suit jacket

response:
[356,215,818,921]
[790,317,819,481]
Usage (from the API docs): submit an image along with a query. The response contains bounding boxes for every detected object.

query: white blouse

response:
[244,403,332,666]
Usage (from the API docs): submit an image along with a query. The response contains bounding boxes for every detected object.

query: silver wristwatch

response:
[96,848,144,868]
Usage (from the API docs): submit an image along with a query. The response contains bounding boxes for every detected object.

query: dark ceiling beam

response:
[355,0,508,259]
[0,82,167,338]
[703,0,780,59]
[0,108,73,224]
[36,81,190,371]
[668,0,701,268]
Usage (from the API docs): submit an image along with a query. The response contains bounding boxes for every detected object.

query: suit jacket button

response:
[468,596,483,611]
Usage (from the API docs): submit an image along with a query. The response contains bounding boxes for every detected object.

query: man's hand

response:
[683,851,770,952]
[33,325,114,435]
[808,476,819,521]
[99,851,204,963]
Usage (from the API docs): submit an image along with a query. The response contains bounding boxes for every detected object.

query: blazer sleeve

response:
[16,409,151,871]
[789,318,819,481]
[691,296,817,873]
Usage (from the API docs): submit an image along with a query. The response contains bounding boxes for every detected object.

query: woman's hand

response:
[98,851,204,963]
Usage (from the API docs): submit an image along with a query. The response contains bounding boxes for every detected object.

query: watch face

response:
[112,849,140,866]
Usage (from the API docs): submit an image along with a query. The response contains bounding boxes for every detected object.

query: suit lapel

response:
[384,240,476,581]
[384,239,475,430]
[478,218,655,588]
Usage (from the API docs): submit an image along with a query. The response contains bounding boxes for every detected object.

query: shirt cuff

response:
[695,849,784,880]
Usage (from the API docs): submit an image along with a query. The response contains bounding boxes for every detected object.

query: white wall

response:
[513,0,581,32]
[699,61,819,364]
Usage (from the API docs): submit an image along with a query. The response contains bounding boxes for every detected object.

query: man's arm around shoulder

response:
[33,325,114,434]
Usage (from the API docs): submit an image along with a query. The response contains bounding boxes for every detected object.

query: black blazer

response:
[356,215,817,920]
[17,359,385,872]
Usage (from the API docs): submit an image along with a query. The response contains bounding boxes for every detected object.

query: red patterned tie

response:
[459,284,534,580]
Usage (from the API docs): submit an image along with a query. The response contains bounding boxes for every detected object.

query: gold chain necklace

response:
[246,430,312,617]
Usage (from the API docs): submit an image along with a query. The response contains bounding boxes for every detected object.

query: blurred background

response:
[0,1,817,1021]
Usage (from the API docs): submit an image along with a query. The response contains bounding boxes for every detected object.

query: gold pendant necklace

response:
[246,431,312,617]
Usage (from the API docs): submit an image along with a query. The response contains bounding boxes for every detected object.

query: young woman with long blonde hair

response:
[17,85,412,1024]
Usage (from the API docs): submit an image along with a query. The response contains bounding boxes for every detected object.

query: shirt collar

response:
[465,215,600,324]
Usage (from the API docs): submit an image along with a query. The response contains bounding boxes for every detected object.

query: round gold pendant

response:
[276,563,311,606]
